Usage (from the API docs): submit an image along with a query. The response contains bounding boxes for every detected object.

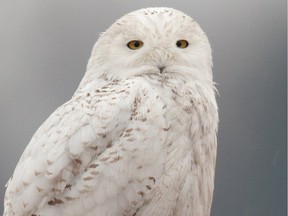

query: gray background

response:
[0,0,286,215]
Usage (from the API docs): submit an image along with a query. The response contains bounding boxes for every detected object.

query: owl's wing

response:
[4,79,168,216]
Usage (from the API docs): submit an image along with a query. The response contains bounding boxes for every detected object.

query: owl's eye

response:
[127,40,144,50]
[176,40,189,48]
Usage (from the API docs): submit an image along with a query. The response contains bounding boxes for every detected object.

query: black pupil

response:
[134,41,140,47]
[176,41,182,47]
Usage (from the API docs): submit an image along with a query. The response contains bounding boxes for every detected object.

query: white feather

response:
[3,7,218,216]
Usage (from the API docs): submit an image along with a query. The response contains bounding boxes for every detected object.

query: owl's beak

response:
[158,66,165,74]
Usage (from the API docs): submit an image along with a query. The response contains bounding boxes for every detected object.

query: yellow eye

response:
[176,40,189,48]
[127,40,144,50]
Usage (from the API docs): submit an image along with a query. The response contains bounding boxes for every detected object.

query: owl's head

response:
[86,8,213,83]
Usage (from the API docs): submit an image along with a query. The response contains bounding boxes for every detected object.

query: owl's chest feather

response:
[138,77,215,133]
[130,78,217,216]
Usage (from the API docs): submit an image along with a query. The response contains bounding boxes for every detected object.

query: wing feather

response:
[4,79,141,215]
[4,78,173,216]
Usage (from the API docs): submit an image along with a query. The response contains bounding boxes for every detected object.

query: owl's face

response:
[87,8,213,82]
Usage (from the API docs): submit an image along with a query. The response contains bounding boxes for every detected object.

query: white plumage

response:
[3,7,218,216]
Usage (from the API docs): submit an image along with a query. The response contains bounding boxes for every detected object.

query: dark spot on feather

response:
[91,171,99,175]
[137,191,145,197]
[23,202,28,208]
[83,176,93,181]
[97,133,107,138]
[51,188,61,193]
[148,176,156,183]
[48,200,55,205]
[110,156,122,163]
[54,198,64,204]
[109,150,117,155]
[46,171,53,176]
[167,142,173,147]
[89,163,99,168]
[34,171,41,176]
[74,158,82,164]
[36,187,44,192]
[100,157,109,162]
[146,185,152,190]
[90,146,98,151]
[47,160,53,165]
[65,184,72,189]
[126,128,133,133]
[184,107,193,114]
[162,127,170,131]
[65,196,76,201]
[107,141,112,148]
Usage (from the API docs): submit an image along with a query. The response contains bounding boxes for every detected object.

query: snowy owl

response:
[3,7,218,216]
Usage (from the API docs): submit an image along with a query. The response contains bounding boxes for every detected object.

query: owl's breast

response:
[131,77,218,216]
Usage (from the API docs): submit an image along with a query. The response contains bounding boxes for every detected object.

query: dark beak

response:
[158,66,165,74]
